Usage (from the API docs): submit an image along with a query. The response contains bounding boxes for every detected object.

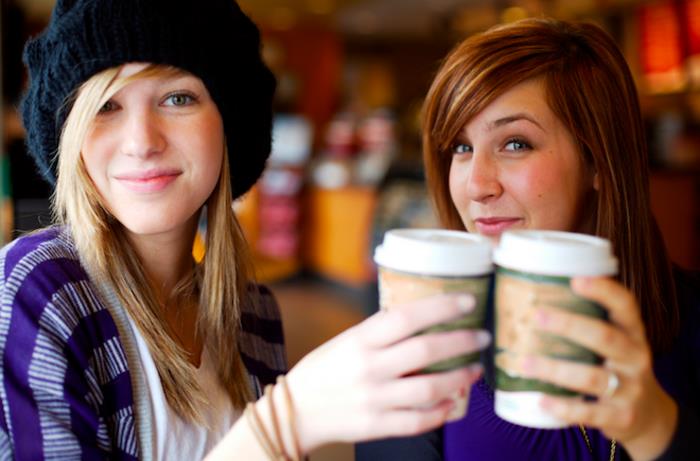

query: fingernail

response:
[572,277,592,291]
[475,330,491,347]
[522,355,536,373]
[456,294,475,313]
[468,363,484,376]
[539,395,553,410]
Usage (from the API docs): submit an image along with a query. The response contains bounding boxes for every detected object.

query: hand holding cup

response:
[374,229,493,421]
[285,292,490,452]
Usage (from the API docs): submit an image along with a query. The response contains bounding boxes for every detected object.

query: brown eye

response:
[98,100,117,113]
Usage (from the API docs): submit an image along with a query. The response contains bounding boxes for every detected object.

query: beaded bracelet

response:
[277,375,303,460]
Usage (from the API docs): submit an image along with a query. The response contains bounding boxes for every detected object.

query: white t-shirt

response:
[126,316,242,461]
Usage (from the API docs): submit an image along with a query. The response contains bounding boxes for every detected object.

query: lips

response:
[114,168,182,193]
[474,217,522,236]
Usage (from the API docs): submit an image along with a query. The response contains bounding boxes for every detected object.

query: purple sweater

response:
[0,227,287,459]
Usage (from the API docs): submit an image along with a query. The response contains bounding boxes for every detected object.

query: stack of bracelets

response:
[246,376,304,460]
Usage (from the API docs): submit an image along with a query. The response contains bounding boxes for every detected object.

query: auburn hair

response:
[422,18,678,352]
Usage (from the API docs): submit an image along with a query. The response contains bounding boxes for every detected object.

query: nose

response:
[465,152,503,203]
[118,107,166,159]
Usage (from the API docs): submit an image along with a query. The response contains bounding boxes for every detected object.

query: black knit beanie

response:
[20,0,276,199]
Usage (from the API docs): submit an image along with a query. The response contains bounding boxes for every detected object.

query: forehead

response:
[118,62,151,78]
[115,62,192,80]
[465,78,554,132]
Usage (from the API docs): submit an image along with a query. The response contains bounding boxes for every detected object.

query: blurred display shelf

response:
[302,185,378,287]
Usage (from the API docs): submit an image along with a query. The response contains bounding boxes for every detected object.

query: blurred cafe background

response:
[2,1,699,459]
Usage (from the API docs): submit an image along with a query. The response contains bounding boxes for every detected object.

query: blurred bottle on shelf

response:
[310,112,355,189]
[310,108,397,189]
[354,109,397,186]
[256,114,313,260]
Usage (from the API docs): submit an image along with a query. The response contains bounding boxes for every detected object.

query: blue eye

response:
[164,93,195,106]
[504,138,531,151]
[452,143,472,155]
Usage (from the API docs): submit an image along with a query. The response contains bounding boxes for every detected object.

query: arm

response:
[0,248,133,459]
[206,293,488,459]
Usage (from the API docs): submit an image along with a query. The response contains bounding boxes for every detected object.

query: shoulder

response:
[0,230,139,459]
[238,283,287,382]
[0,227,108,344]
[1,226,85,289]
[242,284,281,318]
[240,284,284,341]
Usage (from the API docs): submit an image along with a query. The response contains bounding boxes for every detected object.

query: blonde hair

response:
[55,64,253,422]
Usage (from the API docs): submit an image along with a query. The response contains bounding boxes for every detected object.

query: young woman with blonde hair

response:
[0,0,490,459]
[358,18,698,461]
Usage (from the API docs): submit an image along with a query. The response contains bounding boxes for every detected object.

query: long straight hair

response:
[55,65,253,422]
[422,18,678,352]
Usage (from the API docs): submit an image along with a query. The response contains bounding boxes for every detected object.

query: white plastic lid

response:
[493,230,618,276]
[373,229,493,276]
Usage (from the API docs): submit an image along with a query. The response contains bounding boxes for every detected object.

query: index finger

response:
[571,277,646,344]
[359,293,476,348]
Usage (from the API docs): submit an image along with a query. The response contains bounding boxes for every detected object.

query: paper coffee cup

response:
[374,229,493,421]
[492,230,618,429]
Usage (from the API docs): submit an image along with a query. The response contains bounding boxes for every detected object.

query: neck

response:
[125,217,199,303]
[123,216,204,367]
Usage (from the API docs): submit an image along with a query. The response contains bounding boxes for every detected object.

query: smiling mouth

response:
[115,171,181,193]
[473,217,522,236]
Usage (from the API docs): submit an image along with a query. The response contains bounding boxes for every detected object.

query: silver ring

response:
[602,370,620,399]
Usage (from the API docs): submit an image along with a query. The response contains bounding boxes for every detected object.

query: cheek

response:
[81,126,114,176]
[200,149,223,194]
[509,166,548,203]
[448,161,466,209]
[188,122,224,195]
[80,145,109,193]
[509,158,580,229]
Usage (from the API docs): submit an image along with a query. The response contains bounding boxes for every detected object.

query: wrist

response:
[274,376,306,458]
[252,377,307,459]
[205,377,307,461]
[624,394,678,461]
[283,370,322,453]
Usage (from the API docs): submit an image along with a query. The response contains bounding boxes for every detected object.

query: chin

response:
[119,214,188,237]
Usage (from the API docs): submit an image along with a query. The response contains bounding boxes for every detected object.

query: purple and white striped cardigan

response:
[0,227,287,460]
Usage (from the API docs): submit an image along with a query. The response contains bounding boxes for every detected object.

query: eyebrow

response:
[487,113,546,133]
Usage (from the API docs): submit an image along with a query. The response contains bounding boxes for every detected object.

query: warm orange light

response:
[639,1,687,92]
[640,2,682,74]
[686,0,700,54]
